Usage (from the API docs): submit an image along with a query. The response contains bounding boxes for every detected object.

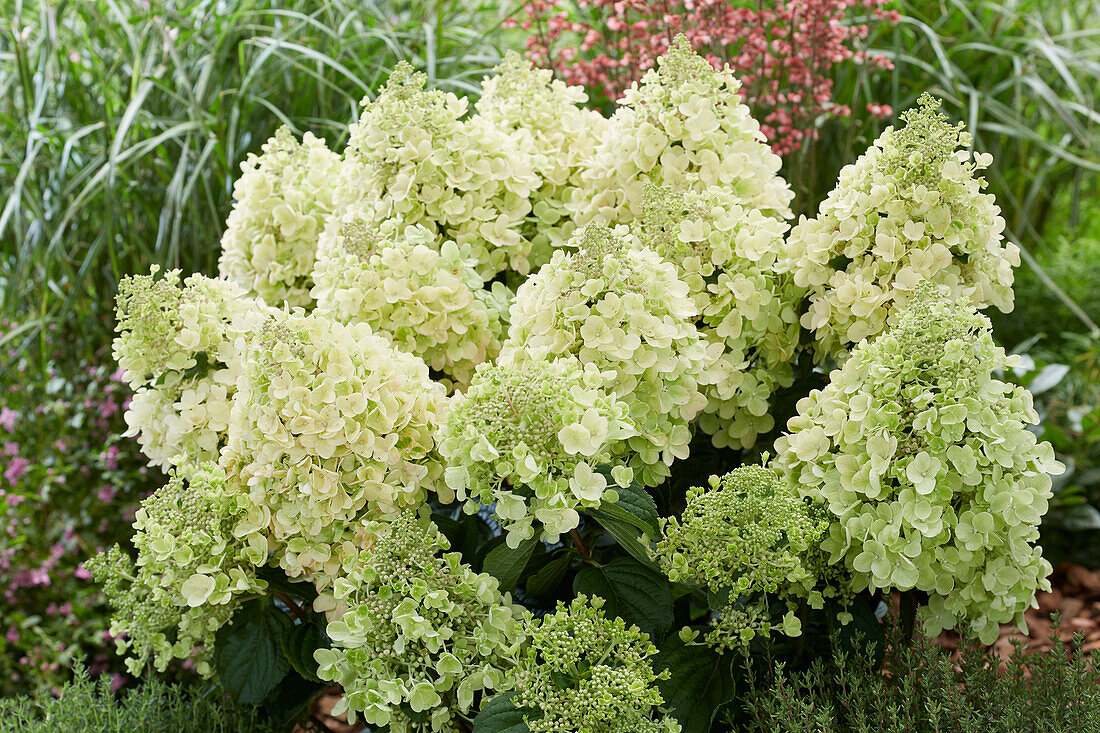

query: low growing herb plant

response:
[90,36,1069,732]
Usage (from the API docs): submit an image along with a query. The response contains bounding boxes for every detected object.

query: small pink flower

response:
[0,408,15,433]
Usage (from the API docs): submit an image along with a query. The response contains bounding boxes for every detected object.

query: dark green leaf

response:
[654,634,735,733]
[592,472,659,535]
[214,600,292,704]
[483,535,540,591]
[828,598,886,670]
[587,507,660,570]
[472,692,534,733]
[525,555,570,597]
[261,671,326,727]
[280,621,325,683]
[573,556,673,640]
[257,566,318,603]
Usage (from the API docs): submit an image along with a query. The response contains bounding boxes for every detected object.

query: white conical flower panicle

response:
[337,62,541,280]
[576,34,793,230]
[785,93,1020,360]
[505,224,713,487]
[310,209,509,388]
[477,52,610,270]
[637,183,801,448]
[222,310,447,588]
[114,267,271,470]
[219,126,341,308]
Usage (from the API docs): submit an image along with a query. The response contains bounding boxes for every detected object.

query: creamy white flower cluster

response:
[310,210,508,388]
[476,52,610,270]
[337,62,540,280]
[222,310,447,587]
[439,352,634,547]
[87,463,266,677]
[638,183,801,448]
[114,267,267,470]
[511,595,681,733]
[785,93,1020,360]
[315,511,524,733]
[219,126,341,308]
[775,282,1063,644]
[577,35,793,229]
[506,225,713,487]
[655,465,832,650]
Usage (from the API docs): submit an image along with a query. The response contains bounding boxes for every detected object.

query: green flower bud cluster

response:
[785,93,1019,360]
[219,126,341,308]
[87,463,265,677]
[476,52,610,271]
[510,596,680,733]
[506,225,713,487]
[310,210,508,388]
[223,310,447,587]
[315,511,524,732]
[655,465,832,649]
[114,267,268,470]
[639,184,802,448]
[774,282,1064,644]
[337,62,540,280]
[576,34,793,230]
[438,352,634,547]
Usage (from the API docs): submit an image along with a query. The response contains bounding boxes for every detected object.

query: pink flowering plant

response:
[0,328,155,696]
[509,0,899,157]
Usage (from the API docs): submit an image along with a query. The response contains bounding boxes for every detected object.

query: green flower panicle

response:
[314,512,524,733]
[510,595,680,733]
[774,281,1064,644]
[785,93,1019,360]
[438,352,634,547]
[655,464,837,650]
[506,224,713,487]
[86,463,265,677]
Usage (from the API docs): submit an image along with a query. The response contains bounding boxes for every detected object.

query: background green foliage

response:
[0,0,513,355]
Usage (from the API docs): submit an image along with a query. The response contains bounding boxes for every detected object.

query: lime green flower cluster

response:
[113,267,267,470]
[438,352,634,547]
[785,93,1020,360]
[774,283,1063,643]
[655,465,831,650]
[315,512,524,733]
[337,62,540,280]
[310,209,509,387]
[87,463,265,677]
[218,126,341,308]
[506,225,712,487]
[476,52,609,270]
[509,595,680,733]
[638,183,801,448]
[577,34,792,230]
[223,310,447,586]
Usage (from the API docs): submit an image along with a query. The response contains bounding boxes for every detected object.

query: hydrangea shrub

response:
[90,35,1056,733]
